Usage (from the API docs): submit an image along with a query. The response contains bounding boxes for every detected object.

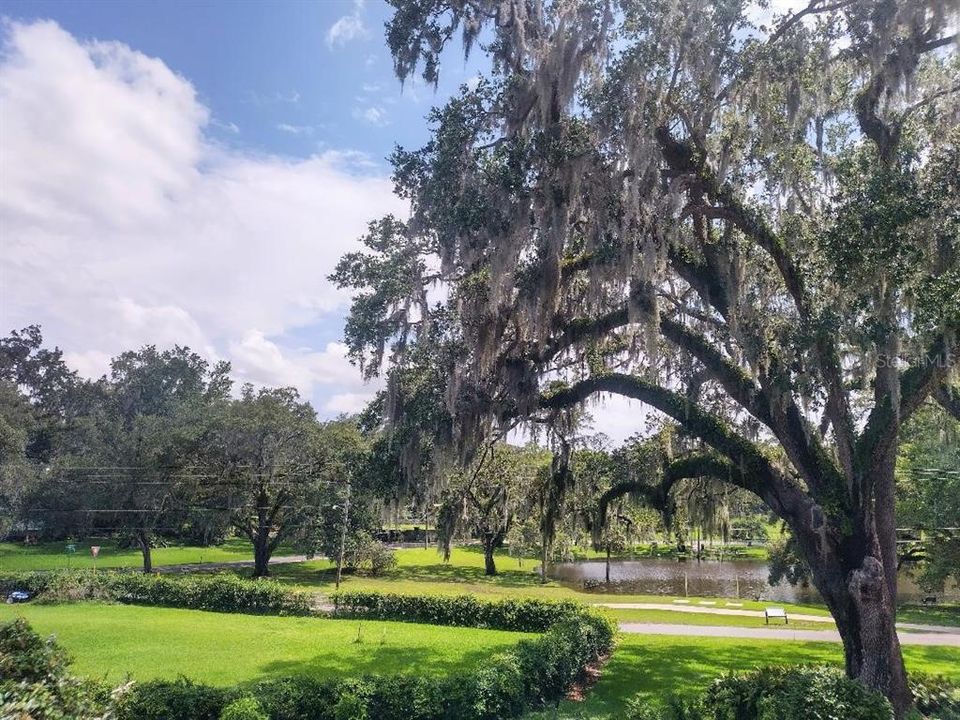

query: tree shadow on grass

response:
[269,557,541,590]
[571,640,845,717]
[252,642,501,682]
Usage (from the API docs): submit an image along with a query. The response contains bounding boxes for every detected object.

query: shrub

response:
[331,591,583,632]
[115,678,233,720]
[0,571,311,616]
[219,696,268,720]
[625,666,893,720]
[109,573,311,615]
[249,676,340,720]
[0,617,116,720]
[910,674,960,720]
[355,540,397,576]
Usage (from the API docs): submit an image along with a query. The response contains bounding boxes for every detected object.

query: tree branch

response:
[538,372,800,514]
[933,381,960,421]
[857,332,956,472]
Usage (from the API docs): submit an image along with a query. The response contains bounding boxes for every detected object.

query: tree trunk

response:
[540,536,549,584]
[253,536,271,578]
[605,546,611,584]
[482,538,497,576]
[794,508,911,718]
[137,531,153,574]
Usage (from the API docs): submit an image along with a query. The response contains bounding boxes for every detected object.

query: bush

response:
[219,696,268,720]
[0,571,311,616]
[109,573,311,615]
[625,666,893,720]
[115,678,233,720]
[0,617,116,720]
[355,540,397,576]
[910,674,960,720]
[331,591,583,632]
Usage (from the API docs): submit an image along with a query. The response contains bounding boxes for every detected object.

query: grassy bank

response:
[0,602,531,685]
[529,635,960,719]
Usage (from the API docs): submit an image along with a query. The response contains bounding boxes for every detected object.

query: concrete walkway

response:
[597,602,960,635]
[596,602,835,624]
[617,622,960,646]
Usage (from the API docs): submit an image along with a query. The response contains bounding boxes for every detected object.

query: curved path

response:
[595,601,959,635]
[616,622,960,646]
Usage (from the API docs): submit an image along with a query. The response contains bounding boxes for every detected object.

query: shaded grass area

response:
[526,635,960,719]
[899,604,960,627]
[0,602,530,685]
[0,538,270,571]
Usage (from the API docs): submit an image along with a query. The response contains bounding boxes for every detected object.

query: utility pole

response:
[335,479,351,590]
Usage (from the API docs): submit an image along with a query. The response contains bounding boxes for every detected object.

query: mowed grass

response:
[528,635,960,719]
[0,538,267,571]
[0,603,531,685]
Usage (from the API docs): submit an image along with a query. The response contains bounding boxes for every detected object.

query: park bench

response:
[765,607,788,624]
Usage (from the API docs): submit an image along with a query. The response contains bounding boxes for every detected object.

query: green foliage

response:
[330,590,591,632]
[113,610,613,720]
[909,674,960,720]
[767,533,812,588]
[116,678,232,720]
[626,666,893,720]
[219,696,268,720]
[0,571,311,615]
[0,617,114,720]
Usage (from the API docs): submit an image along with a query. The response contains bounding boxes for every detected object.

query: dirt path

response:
[616,622,960,646]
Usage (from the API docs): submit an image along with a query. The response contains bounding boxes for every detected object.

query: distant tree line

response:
[0,326,373,577]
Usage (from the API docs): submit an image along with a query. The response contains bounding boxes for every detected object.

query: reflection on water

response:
[550,558,958,604]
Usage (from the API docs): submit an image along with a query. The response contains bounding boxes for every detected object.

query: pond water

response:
[550,558,959,604]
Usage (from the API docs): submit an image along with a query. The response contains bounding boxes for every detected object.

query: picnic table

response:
[765,607,788,624]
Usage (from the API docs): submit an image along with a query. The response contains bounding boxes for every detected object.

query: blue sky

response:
[1,0,483,166]
[0,1,491,417]
[0,0,649,442]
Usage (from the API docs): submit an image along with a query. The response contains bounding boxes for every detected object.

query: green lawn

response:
[0,603,531,685]
[528,635,960,719]
[0,538,266,571]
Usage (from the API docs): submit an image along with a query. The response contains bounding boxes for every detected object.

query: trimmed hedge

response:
[331,590,582,632]
[115,611,616,720]
[626,665,894,719]
[0,570,311,616]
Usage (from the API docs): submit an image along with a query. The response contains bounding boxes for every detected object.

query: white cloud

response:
[353,105,389,126]
[326,0,368,49]
[0,20,402,413]
[276,122,313,135]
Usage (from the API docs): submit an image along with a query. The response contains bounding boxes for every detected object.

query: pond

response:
[550,558,959,604]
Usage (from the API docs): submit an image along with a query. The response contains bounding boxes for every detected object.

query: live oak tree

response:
[335,0,959,712]
[68,346,230,572]
[40,345,230,572]
[208,387,365,578]
[436,442,550,574]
